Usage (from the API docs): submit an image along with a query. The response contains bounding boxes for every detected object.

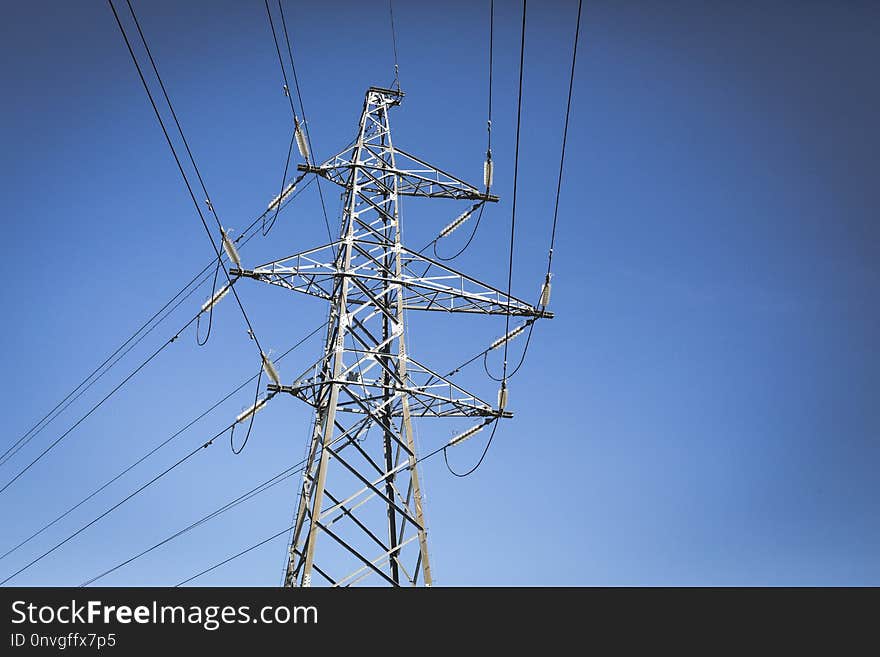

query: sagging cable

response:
[230,365,274,455]
[197,262,230,347]
[443,418,500,478]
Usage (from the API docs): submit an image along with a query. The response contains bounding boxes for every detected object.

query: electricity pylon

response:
[233,86,551,587]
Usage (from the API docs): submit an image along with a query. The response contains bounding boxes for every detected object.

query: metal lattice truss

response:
[238,87,547,588]
[233,240,551,317]
[300,139,499,202]
[269,347,513,420]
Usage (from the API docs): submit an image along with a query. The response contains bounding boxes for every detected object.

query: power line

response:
[176,525,294,587]
[262,0,300,123]
[0,321,324,565]
[545,0,583,279]
[487,0,494,155]
[109,0,267,358]
[1,424,229,585]
[447,0,529,478]
[0,183,321,492]
[388,0,400,91]
[0,199,316,495]
[0,314,198,496]
[482,0,581,384]
[262,128,298,237]
[443,419,500,477]
[431,0,495,262]
[81,460,304,586]
[2,177,309,473]
[500,0,528,383]
[275,0,335,246]
[1,269,208,470]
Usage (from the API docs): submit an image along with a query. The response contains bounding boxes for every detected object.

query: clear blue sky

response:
[0,0,877,586]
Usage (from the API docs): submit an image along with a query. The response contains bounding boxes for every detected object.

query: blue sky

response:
[0,0,877,586]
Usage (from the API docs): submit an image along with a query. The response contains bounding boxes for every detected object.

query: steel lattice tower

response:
[233,87,551,586]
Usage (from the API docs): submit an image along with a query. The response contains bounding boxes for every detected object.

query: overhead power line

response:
[388,0,401,91]
[1,423,230,585]
[81,461,305,586]
[109,0,267,358]
[0,315,197,496]
[2,176,308,477]
[0,321,324,565]
[432,0,495,263]
[176,525,294,587]
[447,0,529,479]
[545,0,583,279]
[262,0,334,246]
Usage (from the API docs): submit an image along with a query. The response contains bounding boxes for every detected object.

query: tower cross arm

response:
[230,240,554,320]
[298,146,498,203]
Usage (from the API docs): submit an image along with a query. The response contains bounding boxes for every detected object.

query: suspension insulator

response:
[483,158,494,188]
[222,230,241,268]
[448,423,486,447]
[439,206,477,239]
[489,323,527,350]
[268,181,297,211]
[236,396,269,423]
[498,383,509,410]
[262,353,281,386]
[540,279,552,307]
[295,120,309,162]
[201,283,231,313]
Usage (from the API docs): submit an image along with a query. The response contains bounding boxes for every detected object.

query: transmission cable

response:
[262,128,298,237]
[446,0,528,477]
[544,0,582,283]
[466,0,582,477]
[3,175,310,476]
[0,322,324,564]
[264,0,335,247]
[80,461,306,586]
[111,0,276,460]
[443,419,500,477]
[110,0,267,360]
[388,0,401,91]
[176,525,294,587]
[0,313,199,496]
[195,261,223,346]
[432,0,494,262]
[499,0,527,385]
[1,267,212,470]
[278,0,336,247]
[0,423,230,586]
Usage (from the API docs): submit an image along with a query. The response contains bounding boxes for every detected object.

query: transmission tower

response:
[233,86,551,587]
